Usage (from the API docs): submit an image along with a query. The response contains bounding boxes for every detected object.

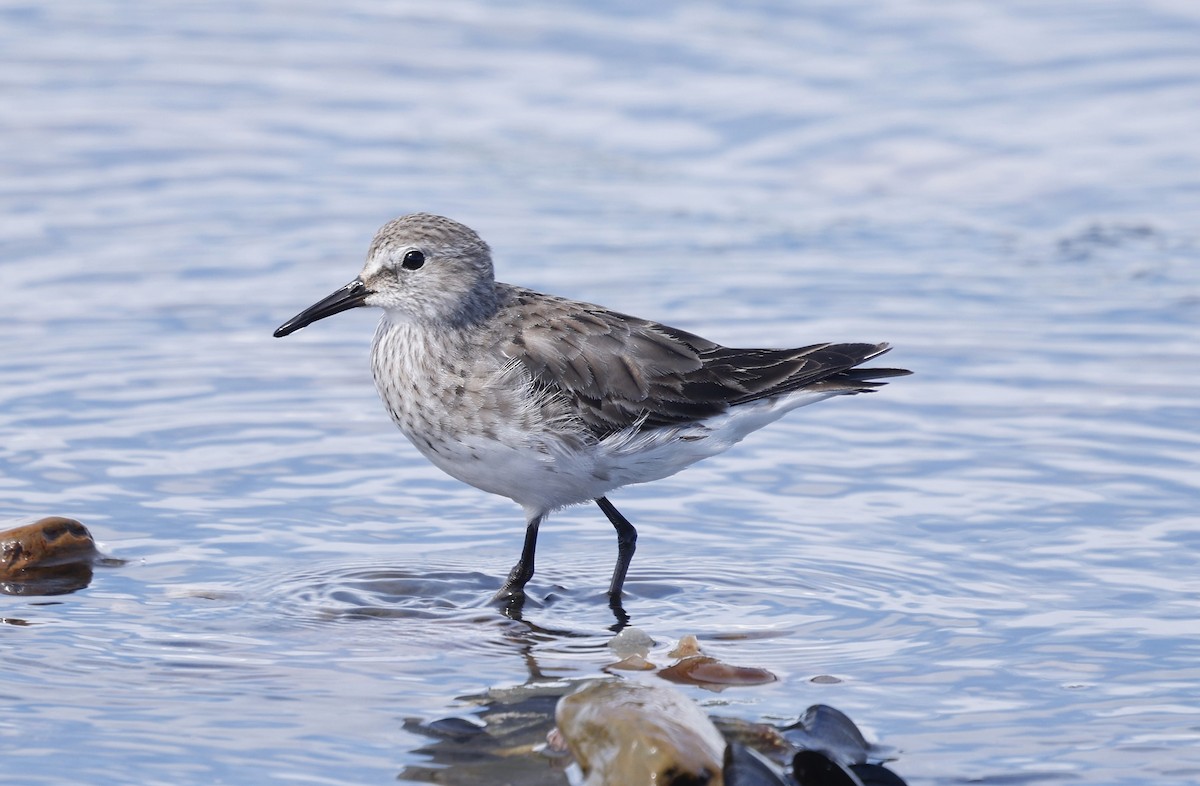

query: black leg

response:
[493,513,542,602]
[596,496,637,599]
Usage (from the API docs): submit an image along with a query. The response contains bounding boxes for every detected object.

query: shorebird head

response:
[273,213,497,337]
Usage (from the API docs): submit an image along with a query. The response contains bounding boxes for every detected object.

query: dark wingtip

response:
[853,367,913,379]
[847,342,912,381]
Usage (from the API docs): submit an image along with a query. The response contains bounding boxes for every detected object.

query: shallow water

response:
[2,1,1200,784]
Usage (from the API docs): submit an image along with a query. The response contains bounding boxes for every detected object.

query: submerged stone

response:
[555,679,726,786]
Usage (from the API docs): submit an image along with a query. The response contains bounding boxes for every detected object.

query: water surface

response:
[2,1,1199,784]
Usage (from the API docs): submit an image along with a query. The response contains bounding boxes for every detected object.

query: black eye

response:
[401,249,425,270]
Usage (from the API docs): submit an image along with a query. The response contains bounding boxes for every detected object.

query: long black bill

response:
[274,278,372,338]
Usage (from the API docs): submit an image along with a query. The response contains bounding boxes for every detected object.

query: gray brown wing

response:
[497,288,909,438]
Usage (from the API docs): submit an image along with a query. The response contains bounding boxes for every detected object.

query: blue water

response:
[2,1,1199,784]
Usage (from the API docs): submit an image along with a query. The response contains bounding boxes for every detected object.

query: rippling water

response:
[2,1,1199,784]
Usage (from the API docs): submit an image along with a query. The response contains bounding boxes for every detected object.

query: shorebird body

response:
[275,213,909,603]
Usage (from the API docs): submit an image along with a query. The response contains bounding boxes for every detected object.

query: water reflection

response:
[0,563,94,596]
[500,587,632,632]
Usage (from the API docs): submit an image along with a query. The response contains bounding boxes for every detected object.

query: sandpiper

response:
[274,213,909,602]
